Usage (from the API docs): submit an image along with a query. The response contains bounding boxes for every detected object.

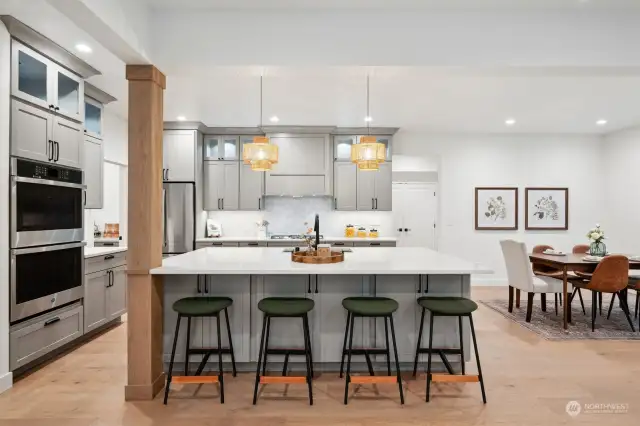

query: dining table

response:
[529,253,640,330]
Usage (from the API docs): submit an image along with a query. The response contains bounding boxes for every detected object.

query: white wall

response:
[602,127,640,254]
[394,131,606,284]
[0,21,12,394]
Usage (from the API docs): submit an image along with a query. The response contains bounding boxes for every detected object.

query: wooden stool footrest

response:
[350,376,398,384]
[172,376,219,384]
[430,374,479,383]
[260,376,307,384]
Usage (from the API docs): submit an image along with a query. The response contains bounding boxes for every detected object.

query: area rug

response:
[480,295,640,340]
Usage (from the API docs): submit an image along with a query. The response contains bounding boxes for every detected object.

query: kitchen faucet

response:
[314,214,320,250]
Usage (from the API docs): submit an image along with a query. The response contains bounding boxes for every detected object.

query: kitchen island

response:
[151,247,491,372]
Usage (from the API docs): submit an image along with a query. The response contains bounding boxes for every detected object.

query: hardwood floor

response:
[1,287,638,425]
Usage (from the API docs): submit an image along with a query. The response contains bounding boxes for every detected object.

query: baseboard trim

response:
[0,371,13,394]
[125,372,165,401]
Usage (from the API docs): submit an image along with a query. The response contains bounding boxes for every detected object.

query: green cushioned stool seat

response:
[172,297,233,316]
[417,296,478,316]
[258,297,315,316]
[342,297,399,316]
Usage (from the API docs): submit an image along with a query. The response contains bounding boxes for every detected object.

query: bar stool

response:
[253,297,315,405]
[163,296,237,405]
[340,297,404,405]
[413,296,486,403]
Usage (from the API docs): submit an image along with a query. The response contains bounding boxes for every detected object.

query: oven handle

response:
[12,176,86,190]
[12,241,86,256]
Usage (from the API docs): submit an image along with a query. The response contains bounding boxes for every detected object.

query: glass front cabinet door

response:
[11,41,84,122]
[84,97,103,139]
[204,136,240,160]
[334,135,357,161]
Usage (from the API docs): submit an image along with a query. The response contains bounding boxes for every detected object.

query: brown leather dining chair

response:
[569,244,593,314]
[532,245,585,315]
[571,255,635,332]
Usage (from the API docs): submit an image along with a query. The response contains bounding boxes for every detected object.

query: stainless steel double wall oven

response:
[10,158,85,323]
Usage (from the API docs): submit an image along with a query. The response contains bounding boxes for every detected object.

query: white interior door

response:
[393,183,438,249]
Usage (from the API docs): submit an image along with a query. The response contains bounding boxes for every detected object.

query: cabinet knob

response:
[404,228,410,232]
[398,228,403,232]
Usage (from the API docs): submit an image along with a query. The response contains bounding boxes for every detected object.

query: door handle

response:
[163,188,168,247]
[398,228,403,232]
[372,198,374,210]
[54,106,60,111]
[404,228,409,232]
[104,255,115,260]
[258,198,261,210]
[197,276,202,293]
[83,190,86,206]
[54,142,59,162]
[166,168,169,180]
[47,140,53,161]
[221,198,224,210]
[44,317,61,326]
[204,277,209,293]
[417,275,422,293]
[375,198,378,210]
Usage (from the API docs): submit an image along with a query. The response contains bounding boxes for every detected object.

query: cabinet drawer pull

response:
[104,255,115,260]
[212,242,223,246]
[44,317,61,327]
[370,242,381,246]
[248,242,259,246]
[334,242,344,246]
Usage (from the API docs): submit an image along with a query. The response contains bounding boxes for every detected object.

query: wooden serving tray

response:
[291,250,345,264]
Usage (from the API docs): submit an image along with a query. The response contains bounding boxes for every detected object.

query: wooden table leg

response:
[563,266,569,330]
[515,289,521,308]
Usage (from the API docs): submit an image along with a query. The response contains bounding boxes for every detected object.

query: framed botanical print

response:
[475,187,519,230]
[525,187,569,230]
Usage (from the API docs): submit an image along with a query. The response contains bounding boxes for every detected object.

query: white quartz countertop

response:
[196,236,397,243]
[151,247,491,275]
[84,246,128,258]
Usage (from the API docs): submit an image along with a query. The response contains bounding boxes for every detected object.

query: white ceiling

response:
[142,0,640,10]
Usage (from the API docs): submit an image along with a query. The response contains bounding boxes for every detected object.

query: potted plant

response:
[256,219,270,239]
[586,224,606,256]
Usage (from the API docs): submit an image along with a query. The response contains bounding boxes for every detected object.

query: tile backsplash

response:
[206,197,393,237]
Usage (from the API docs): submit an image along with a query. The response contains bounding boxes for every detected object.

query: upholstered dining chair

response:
[501,240,564,322]
[630,272,640,320]
[532,245,586,315]
[570,244,602,315]
[572,255,635,332]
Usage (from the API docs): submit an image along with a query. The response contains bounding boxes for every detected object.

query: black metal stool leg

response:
[224,308,237,377]
[303,314,314,405]
[339,312,350,378]
[384,316,391,376]
[458,316,465,375]
[388,315,404,405]
[164,314,182,405]
[282,353,289,376]
[216,314,225,404]
[426,311,434,402]
[184,317,191,376]
[253,314,268,405]
[343,313,355,405]
[262,317,271,377]
[468,314,487,403]
[413,307,425,377]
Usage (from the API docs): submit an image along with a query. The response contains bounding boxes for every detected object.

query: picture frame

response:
[475,187,519,230]
[525,187,569,230]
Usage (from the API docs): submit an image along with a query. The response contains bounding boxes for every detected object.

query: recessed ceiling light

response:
[269,116,279,123]
[364,116,373,122]
[505,118,516,126]
[75,44,92,53]
[176,116,186,121]
[596,119,607,126]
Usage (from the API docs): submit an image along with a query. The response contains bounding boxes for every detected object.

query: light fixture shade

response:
[351,136,386,171]
[243,136,278,171]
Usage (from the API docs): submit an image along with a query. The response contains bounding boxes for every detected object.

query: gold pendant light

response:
[243,75,278,171]
[351,75,385,171]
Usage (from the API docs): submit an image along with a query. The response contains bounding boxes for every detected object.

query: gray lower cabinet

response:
[195,241,240,249]
[83,252,127,333]
[163,275,251,364]
[353,241,396,247]
[9,302,84,370]
[83,135,103,209]
[238,241,267,247]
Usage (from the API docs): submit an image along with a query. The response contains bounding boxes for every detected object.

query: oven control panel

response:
[15,158,83,184]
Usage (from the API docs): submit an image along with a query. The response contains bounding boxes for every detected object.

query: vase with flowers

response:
[256,219,269,239]
[586,224,606,256]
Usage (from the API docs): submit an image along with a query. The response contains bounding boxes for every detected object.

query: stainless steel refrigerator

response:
[162,182,195,255]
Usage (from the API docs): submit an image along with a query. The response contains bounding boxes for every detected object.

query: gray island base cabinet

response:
[157,248,487,373]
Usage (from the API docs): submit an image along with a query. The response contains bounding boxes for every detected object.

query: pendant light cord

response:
[366,74,370,136]
[260,75,263,128]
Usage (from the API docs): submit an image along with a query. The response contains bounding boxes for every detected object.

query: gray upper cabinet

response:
[204,161,240,211]
[239,164,264,210]
[84,96,103,139]
[10,99,51,163]
[163,130,196,182]
[83,136,103,209]
[11,99,83,168]
[11,41,84,123]
[333,162,357,211]
[52,116,83,169]
[334,135,357,161]
[357,162,392,211]
[204,135,240,161]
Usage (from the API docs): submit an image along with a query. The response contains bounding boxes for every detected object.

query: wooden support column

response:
[124,65,166,401]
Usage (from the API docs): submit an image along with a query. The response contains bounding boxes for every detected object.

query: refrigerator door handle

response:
[163,188,168,247]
